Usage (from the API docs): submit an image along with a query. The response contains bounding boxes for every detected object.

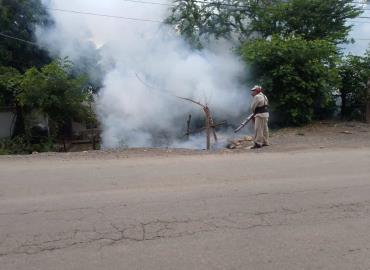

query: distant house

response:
[0,104,100,150]
[0,107,16,139]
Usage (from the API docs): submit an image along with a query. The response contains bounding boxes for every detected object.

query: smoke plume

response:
[36,0,251,149]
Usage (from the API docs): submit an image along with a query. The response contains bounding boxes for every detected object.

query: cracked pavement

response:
[1,148,370,269]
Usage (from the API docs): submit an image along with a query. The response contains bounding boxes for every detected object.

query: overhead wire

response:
[46,3,370,22]
[118,0,370,10]
[119,0,369,5]
[42,0,370,12]
[119,0,173,6]
[2,1,370,46]
[45,6,370,38]
[46,6,370,24]
[46,8,163,23]
[0,32,38,45]
[120,0,251,8]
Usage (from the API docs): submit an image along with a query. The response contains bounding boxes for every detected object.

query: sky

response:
[345,1,370,55]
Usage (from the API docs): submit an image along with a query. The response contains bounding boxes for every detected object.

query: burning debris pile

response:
[226,136,254,149]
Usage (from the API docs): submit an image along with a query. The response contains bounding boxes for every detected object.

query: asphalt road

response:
[1,148,370,270]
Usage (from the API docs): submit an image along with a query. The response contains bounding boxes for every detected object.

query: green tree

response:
[17,59,93,136]
[0,0,52,135]
[0,66,21,106]
[166,0,251,48]
[0,0,51,71]
[168,0,363,125]
[241,36,340,125]
[167,0,361,47]
[338,53,370,120]
[1,59,93,138]
[0,66,25,135]
[247,0,361,43]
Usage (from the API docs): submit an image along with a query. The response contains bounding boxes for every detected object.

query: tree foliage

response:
[18,59,92,135]
[0,66,21,106]
[248,0,361,43]
[0,59,93,136]
[0,0,53,119]
[0,0,99,152]
[0,0,51,71]
[166,0,251,47]
[241,36,339,125]
[338,53,370,120]
[168,0,364,125]
[0,135,55,155]
[167,0,361,47]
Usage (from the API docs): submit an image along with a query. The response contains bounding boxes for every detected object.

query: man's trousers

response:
[254,116,269,146]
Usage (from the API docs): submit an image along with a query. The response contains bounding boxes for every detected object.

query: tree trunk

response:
[366,78,370,123]
[186,114,191,140]
[204,107,211,150]
[341,91,347,120]
[12,104,25,138]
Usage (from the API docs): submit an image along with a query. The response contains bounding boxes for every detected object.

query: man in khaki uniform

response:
[250,85,269,149]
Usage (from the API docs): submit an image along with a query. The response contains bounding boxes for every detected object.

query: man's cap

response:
[251,85,262,91]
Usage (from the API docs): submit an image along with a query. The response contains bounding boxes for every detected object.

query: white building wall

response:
[0,112,15,138]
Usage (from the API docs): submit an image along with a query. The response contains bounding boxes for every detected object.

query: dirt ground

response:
[263,120,370,152]
[1,121,370,270]
[1,121,369,160]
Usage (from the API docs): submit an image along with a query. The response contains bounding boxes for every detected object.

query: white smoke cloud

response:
[36,0,251,149]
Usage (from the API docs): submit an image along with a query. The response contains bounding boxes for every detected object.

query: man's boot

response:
[250,143,262,149]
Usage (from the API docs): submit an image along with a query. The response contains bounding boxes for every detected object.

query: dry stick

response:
[175,97,214,150]
[204,106,216,149]
[185,121,226,136]
[182,101,218,149]
[175,96,205,107]
[208,110,218,142]
[135,73,219,150]
[205,109,211,150]
[186,114,192,139]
